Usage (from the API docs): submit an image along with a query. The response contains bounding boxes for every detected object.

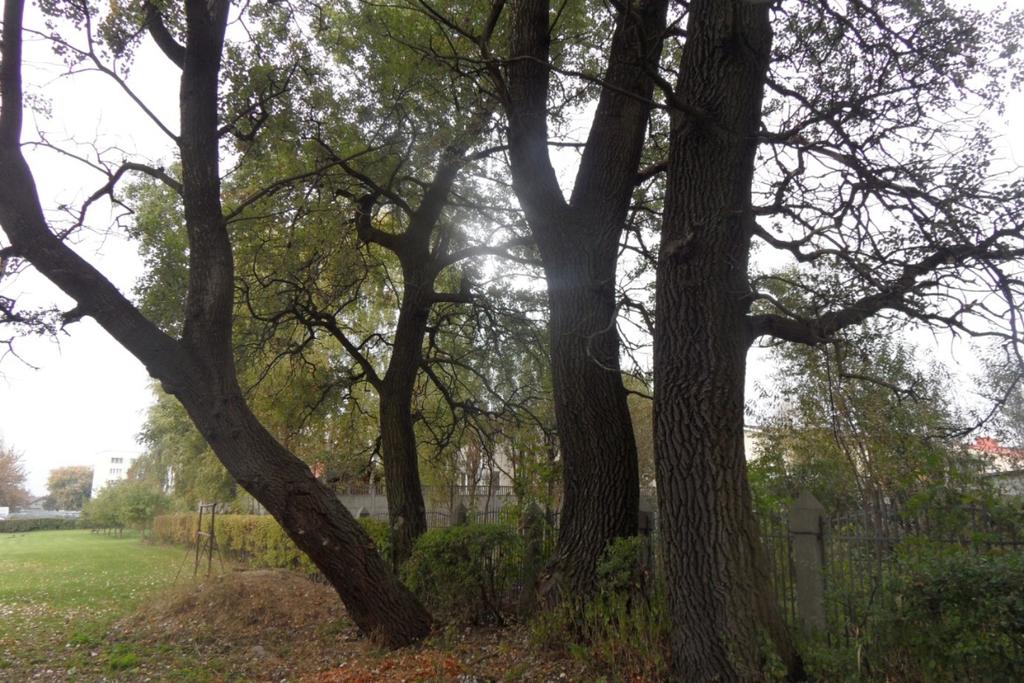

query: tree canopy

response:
[1,0,1023,679]
[0,439,30,508]
[45,465,93,510]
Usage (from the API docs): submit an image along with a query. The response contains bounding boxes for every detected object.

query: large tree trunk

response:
[378,274,431,563]
[504,0,667,597]
[654,2,800,679]
[378,285,430,563]
[542,246,638,595]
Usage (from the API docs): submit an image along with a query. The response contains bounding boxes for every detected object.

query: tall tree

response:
[0,0,430,644]
[499,0,669,596]
[0,439,29,508]
[653,1,1023,678]
[45,465,93,510]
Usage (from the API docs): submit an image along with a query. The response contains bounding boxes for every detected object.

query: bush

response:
[530,536,669,682]
[81,480,169,533]
[868,551,1024,682]
[152,513,197,545]
[358,517,392,565]
[0,517,79,533]
[804,550,1024,682]
[402,523,523,624]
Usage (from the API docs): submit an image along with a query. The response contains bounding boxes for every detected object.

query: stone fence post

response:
[518,502,545,615]
[452,501,469,526]
[638,500,655,573]
[788,490,827,633]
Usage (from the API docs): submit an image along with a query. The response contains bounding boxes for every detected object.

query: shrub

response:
[152,513,197,545]
[358,517,392,565]
[402,523,523,624]
[0,517,79,533]
[804,550,1024,682]
[81,480,169,533]
[530,536,669,682]
[867,551,1024,682]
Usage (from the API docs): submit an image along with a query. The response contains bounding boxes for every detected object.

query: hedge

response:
[151,513,389,575]
[401,523,524,624]
[0,518,80,533]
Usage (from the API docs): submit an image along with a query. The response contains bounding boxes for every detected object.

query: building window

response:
[110,468,121,476]
[111,457,123,464]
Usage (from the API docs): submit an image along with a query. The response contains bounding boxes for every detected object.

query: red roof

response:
[972,437,1024,460]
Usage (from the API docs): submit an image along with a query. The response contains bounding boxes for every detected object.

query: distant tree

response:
[981,351,1024,450]
[45,465,93,510]
[0,440,30,508]
[751,327,976,518]
[82,479,170,533]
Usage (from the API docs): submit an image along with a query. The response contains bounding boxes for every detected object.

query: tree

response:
[82,478,169,532]
[125,3,536,561]
[981,349,1024,449]
[652,1,1023,679]
[497,0,668,596]
[750,327,974,518]
[45,465,93,510]
[0,439,29,508]
[133,387,237,508]
[0,0,429,644]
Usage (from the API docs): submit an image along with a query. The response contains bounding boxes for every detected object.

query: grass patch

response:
[0,530,186,679]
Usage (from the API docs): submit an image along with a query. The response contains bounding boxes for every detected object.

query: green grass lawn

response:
[0,529,189,679]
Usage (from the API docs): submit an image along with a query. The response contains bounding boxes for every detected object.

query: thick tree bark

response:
[542,246,639,594]
[0,0,431,646]
[655,2,800,679]
[378,277,431,564]
[504,0,668,596]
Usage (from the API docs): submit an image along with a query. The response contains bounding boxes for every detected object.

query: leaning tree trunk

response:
[542,246,639,596]
[654,1,801,679]
[175,374,432,645]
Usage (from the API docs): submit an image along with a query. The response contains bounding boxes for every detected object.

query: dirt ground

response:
[110,569,589,682]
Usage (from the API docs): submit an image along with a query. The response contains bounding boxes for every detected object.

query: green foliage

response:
[401,523,522,625]
[45,465,93,510]
[805,551,1024,682]
[594,535,650,596]
[871,552,1024,681]
[530,537,668,681]
[0,517,79,533]
[358,516,392,565]
[751,326,979,517]
[82,480,170,532]
[0,439,30,509]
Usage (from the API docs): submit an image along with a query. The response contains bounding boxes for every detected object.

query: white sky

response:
[1,2,1023,497]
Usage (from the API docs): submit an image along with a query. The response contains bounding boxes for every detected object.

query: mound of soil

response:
[112,569,363,679]
[118,569,350,645]
[111,570,589,682]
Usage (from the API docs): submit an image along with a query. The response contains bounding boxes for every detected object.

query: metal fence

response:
[820,502,1024,636]
[753,494,1024,637]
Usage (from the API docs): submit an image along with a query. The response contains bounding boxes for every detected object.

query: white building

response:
[90,451,138,496]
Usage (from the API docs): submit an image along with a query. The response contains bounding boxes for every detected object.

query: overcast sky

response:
[1,2,1022,497]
